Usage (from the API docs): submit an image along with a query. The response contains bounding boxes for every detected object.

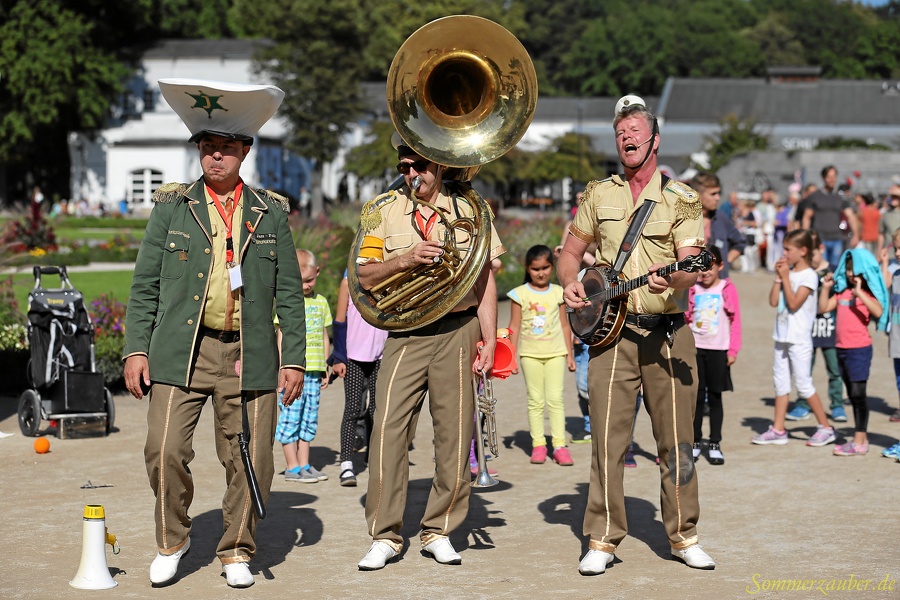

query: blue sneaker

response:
[785,405,811,421]
[830,406,848,422]
[882,442,900,459]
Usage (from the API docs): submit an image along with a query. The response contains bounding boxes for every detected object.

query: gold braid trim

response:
[255,188,289,212]
[153,182,188,203]
[582,179,601,200]
[359,190,398,233]
[668,180,701,221]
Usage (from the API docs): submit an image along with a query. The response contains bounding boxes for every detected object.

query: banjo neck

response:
[593,261,685,304]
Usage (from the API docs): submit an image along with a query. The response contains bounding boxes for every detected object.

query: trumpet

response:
[472,371,499,488]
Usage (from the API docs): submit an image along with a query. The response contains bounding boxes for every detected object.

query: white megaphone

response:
[69,504,119,590]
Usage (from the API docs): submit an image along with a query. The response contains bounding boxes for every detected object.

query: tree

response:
[0,0,140,204]
[528,132,605,189]
[236,0,369,216]
[343,121,398,188]
[740,13,806,67]
[703,114,770,172]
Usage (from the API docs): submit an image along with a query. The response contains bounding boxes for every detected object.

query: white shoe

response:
[423,538,462,565]
[223,562,255,588]
[358,541,398,571]
[671,544,716,569]
[578,549,614,575]
[149,537,190,585]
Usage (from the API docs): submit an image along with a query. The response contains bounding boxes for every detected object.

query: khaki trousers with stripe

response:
[365,314,480,548]
[583,322,701,553]
[144,335,277,564]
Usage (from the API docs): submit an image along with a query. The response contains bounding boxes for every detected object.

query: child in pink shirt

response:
[819,249,884,456]
[686,245,742,465]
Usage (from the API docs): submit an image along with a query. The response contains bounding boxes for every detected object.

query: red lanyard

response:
[415,209,439,240]
[207,181,243,264]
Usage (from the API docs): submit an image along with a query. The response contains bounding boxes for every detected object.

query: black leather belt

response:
[625,313,684,330]
[199,326,240,343]
[436,307,478,324]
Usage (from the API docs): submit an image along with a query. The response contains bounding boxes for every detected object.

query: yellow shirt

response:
[201,187,243,330]
[356,183,504,312]
[570,170,704,315]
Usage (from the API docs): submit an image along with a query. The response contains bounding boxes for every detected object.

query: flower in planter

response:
[0,323,28,351]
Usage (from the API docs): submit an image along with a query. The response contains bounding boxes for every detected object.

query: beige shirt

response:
[570,170,704,314]
[201,188,243,330]
[357,183,504,312]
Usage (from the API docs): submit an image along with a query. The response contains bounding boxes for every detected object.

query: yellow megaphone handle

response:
[105,528,120,555]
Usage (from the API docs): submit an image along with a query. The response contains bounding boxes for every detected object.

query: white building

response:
[69,39,313,214]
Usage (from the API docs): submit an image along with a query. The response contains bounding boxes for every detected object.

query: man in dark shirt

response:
[802,165,858,267]
[690,172,745,278]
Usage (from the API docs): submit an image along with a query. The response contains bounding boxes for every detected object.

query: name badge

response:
[229,264,243,291]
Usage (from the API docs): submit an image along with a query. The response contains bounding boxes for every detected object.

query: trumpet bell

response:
[387,15,538,169]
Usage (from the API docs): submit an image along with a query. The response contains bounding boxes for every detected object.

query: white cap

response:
[158,78,285,145]
[614,94,646,116]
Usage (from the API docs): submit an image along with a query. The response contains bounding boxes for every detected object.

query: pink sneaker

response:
[833,441,868,456]
[553,446,574,466]
[530,446,548,464]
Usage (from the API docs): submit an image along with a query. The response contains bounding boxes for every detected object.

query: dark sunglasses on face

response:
[396,160,431,174]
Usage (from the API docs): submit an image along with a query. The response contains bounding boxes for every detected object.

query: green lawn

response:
[9,269,134,314]
[55,227,145,242]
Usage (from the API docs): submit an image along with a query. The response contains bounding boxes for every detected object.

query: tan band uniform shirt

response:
[569,170,705,315]
[357,184,505,310]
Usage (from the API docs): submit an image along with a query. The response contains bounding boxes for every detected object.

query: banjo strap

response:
[610,174,669,278]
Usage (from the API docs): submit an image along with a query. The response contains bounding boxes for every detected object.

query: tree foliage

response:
[703,114,770,172]
[343,121,397,184]
[2,0,900,207]
[0,0,138,200]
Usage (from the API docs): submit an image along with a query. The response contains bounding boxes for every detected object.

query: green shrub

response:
[94,335,125,389]
[291,211,357,310]
[89,294,126,388]
[493,213,568,298]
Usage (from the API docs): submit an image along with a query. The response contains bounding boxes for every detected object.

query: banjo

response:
[568,250,712,347]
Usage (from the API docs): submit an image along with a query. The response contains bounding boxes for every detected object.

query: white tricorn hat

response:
[158,78,285,146]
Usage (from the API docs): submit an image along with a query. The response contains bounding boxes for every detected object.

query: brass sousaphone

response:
[348,15,537,331]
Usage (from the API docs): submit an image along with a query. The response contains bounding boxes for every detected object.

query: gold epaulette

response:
[153,183,188,203]
[666,180,701,220]
[582,178,610,199]
[359,190,398,233]
[256,188,289,212]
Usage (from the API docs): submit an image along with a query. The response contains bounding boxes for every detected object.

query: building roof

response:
[658,77,900,125]
[141,38,270,59]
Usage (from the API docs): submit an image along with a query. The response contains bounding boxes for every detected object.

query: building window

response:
[131,168,164,204]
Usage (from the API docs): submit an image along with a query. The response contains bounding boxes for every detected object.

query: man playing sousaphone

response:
[558,95,715,575]
[353,135,504,570]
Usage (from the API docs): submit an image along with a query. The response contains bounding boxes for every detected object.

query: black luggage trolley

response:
[17,266,115,439]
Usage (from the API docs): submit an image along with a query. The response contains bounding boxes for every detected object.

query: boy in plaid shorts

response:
[276,249,333,483]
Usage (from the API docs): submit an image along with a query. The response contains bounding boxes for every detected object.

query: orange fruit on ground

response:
[34,437,50,454]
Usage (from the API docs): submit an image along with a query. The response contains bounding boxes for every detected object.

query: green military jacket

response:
[123,178,306,390]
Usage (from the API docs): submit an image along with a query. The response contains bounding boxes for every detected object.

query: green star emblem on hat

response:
[186,90,228,118]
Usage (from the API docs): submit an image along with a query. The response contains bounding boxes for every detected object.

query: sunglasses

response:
[396,160,431,174]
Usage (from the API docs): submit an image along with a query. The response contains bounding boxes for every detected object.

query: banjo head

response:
[569,267,618,342]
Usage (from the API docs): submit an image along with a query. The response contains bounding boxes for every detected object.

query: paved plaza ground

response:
[0,269,898,599]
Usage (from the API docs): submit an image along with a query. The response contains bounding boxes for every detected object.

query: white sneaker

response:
[422,537,462,565]
[578,549,614,575]
[671,544,716,569]
[223,562,254,588]
[149,537,190,585]
[358,541,398,571]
